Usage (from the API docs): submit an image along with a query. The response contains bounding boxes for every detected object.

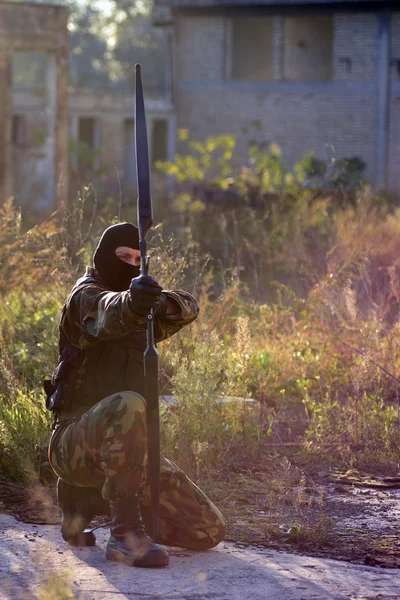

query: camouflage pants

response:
[49,391,226,550]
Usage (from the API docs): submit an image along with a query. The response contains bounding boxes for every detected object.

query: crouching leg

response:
[50,391,168,566]
[140,457,226,551]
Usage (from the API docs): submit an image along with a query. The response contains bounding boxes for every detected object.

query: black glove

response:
[129,275,162,317]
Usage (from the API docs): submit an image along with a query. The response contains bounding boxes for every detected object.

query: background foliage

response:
[26,0,166,95]
[1,136,400,485]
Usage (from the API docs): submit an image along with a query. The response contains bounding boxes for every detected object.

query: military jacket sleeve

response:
[62,281,199,350]
[154,290,199,343]
[61,283,147,349]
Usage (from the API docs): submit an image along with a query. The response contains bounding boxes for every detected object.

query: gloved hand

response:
[129,275,163,317]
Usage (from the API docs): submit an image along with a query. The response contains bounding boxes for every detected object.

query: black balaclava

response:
[93,222,140,292]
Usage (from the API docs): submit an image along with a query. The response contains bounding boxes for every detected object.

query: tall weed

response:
[1,144,400,483]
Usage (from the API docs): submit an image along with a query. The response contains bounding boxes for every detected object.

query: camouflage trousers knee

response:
[49,391,226,550]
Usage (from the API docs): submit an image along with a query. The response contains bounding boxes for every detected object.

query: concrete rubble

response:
[1,514,400,600]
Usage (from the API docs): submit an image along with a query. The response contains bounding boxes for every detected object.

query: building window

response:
[151,119,168,166]
[230,17,274,81]
[77,117,99,170]
[12,51,47,91]
[124,119,136,185]
[283,16,333,81]
[78,117,97,149]
[12,115,26,146]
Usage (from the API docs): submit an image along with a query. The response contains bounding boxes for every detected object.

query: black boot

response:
[57,479,109,546]
[106,496,169,568]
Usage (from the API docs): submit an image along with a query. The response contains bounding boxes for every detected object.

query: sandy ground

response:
[1,514,400,600]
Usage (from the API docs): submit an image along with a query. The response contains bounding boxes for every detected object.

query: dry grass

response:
[2,189,400,486]
[201,457,334,550]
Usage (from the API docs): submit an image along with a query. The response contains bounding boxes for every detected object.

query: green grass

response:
[1,147,400,484]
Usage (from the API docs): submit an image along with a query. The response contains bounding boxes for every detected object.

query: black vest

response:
[55,273,148,419]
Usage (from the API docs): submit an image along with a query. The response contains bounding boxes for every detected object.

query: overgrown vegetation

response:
[1,136,400,505]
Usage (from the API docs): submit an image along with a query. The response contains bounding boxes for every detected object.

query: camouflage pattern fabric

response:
[48,268,225,549]
[62,266,198,352]
[55,266,199,420]
[49,391,226,550]
[141,457,226,550]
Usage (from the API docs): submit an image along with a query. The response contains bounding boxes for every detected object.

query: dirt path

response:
[206,468,400,569]
[2,513,400,600]
[1,466,400,570]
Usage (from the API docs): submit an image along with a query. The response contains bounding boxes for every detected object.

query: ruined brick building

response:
[3,0,400,210]
[0,1,69,209]
[68,90,175,201]
[1,0,174,210]
[154,0,400,190]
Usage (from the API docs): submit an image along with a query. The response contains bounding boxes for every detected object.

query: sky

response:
[89,0,114,16]
[75,0,149,15]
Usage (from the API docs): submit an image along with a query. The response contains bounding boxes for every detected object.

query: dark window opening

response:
[78,117,96,149]
[231,17,274,81]
[151,119,168,166]
[77,117,98,170]
[390,58,400,78]
[12,115,26,146]
[283,16,333,81]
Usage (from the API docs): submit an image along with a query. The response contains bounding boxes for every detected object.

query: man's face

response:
[115,246,141,267]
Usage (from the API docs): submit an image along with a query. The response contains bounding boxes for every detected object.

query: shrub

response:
[1,139,400,484]
[0,386,50,481]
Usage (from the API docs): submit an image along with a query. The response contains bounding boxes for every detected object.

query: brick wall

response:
[176,85,376,181]
[0,3,67,51]
[12,112,52,208]
[333,14,379,80]
[176,15,226,81]
[173,11,398,190]
[388,13,400,190]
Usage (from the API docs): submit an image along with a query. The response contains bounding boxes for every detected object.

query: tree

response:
[27,0,166,94]
[69,1,112,89]
[69,0,166,94]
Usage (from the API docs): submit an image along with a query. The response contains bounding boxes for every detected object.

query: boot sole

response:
[106,546,169,568]
[62,530,96,547]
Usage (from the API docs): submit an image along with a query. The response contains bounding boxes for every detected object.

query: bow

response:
[135,63,160,538]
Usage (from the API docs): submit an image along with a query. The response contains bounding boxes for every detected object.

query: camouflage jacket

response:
[56,266,199,419]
